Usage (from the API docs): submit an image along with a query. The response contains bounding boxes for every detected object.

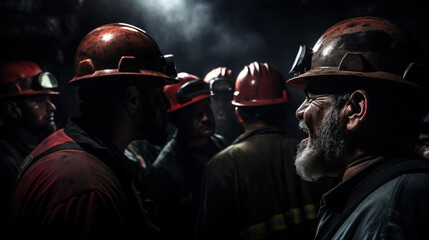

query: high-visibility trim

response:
[239,214,287,240]
[304,204,317,220]
[241,222,267,240]
[288,208,303,224]
[239,206,315,239]
[268,214,287,232]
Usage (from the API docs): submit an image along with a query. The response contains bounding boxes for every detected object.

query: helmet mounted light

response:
[176,79,210,104]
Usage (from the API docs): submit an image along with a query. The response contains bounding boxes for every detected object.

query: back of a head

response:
[70,23,178,123]
[233,62,288,126]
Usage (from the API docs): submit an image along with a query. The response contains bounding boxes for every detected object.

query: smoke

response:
[133,0,265,63]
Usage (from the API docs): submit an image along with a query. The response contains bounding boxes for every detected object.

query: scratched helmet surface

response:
[287,16,427,92]
[69,23,177,85]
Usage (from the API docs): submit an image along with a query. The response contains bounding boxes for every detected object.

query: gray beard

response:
[295,102,347,182]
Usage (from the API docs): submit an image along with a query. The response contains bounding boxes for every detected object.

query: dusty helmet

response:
[69,23,177,85]
[232,62,287,106]
[0,61,59,98]
[287,16,427,92]
[163,72,210,112]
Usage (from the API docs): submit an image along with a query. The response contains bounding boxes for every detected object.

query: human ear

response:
[3,101,21,119]
[235,107,243,123]
[125,85,139,114]
[344,90,368,132]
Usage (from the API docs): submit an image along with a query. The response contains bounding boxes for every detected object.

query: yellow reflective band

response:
[240,214,288,240]
[304,204,316,220]
[268,214,287,231]
[241,222,267,240]
[288,208,303,224]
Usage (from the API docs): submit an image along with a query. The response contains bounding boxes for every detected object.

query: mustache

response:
[298,120,308,134]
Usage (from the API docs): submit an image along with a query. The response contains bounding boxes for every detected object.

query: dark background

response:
[1,0,428,139]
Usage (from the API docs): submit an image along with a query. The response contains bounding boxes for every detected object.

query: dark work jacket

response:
[144,131,227,240]
[315,155,429,240]
[0,132,30,239]
[9,120,160,240]
[196,127,334,240]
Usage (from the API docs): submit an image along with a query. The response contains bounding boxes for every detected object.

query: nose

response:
[201,112,209,122]
[47,98,56,112]
[296,100,308,120]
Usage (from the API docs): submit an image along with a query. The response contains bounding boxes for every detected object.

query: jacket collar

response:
[232,126,285,144]
[64,118,137,182]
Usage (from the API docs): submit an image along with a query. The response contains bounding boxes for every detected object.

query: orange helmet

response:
[69,23,177,85]
[163,72,210,112]
[0,61,59,98]
[232,62,287,106]
[203,67,234,94]
[288,16,427,92]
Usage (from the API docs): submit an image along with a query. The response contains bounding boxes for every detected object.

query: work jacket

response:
[0,126,36,237]
[315,155,429,240]
[196,127,334,240]
[9,120,159,240]
[144,131,227,240]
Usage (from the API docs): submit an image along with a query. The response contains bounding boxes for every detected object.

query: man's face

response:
[210,93,235,127]
[17,95,57,135]
[177,98,215,139]
[294,92,348,181]
[416,133,429,160]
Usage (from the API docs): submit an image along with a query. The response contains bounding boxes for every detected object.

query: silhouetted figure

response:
[197,62,330,240]
[203,67,244,145]
[145,72,228,240]
[0,61,58,237]
[9,23,177,240]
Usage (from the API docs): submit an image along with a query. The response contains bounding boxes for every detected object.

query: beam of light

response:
[134,0,264,58]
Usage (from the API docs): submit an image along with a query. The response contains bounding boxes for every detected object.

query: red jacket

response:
[9,120,159,240]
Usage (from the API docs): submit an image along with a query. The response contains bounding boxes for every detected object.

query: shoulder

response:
[153,139,179,169]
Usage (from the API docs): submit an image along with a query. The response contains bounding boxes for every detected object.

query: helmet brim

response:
[68,70,178,86]
[287,68,423,91]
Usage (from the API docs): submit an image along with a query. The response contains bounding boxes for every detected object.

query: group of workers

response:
[1,14,429,240]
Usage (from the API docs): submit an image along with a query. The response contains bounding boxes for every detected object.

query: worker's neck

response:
[243,122,267,131]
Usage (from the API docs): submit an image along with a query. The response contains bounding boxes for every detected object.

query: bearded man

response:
[288,16,429,239]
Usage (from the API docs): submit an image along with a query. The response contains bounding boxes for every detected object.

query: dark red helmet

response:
[232,62,288,106]
[0,61,59,98]
[69,23,177,85]
[288,16,427,92]
[163,72,210,112]
[203,67,234,94]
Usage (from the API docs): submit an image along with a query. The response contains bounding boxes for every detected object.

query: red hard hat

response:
[287,16,427,92]
[232,62,288,106]
[69,23,177,85]
[0,61,59,98]
[163,72,210,112]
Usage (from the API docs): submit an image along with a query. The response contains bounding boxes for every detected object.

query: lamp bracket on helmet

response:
[31,72,59,90]
[176,79,210,104]
[289,45,312,77]
[163,54,177,78]
[118,56,140,73]
[338,53,374,72]
[210,78,233,94]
